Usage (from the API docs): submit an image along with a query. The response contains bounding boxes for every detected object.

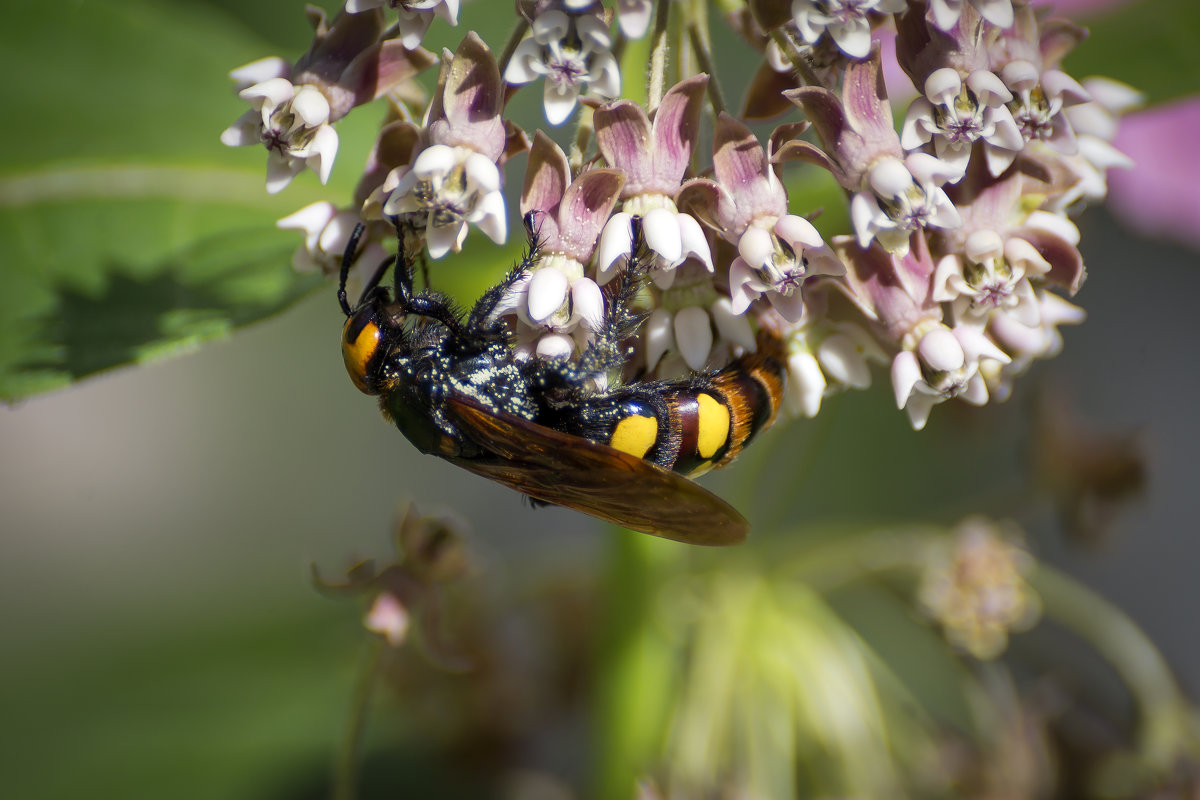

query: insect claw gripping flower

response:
[503,132,622,358]
[235,0,1138,445]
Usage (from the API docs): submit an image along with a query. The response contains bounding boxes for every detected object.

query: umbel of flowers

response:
[223,0,1135,431]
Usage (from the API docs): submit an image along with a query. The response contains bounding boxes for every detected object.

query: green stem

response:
[1030,564,1196,768]
[768,28,821,88]
[333,639,385,800]
[591,531,684,800]
[686,0,725,115]
[646,0,673,108]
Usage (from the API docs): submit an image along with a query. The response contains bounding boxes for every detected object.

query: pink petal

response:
[594,100,654,189]
[521,131,570,218]
[842,51,897,150]
[556,169,625,262]
[650,75,708,188]
[711,114,784,221]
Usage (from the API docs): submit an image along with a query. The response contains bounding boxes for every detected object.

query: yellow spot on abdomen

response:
[610,414,657,459]
[695,393,730,459]
[343,320,381,394]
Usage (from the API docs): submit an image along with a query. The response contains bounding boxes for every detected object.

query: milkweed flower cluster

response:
[223,0,1136,431]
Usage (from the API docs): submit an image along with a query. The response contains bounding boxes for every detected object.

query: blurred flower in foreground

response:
[313,504,471,668]
[918,516,1041,659]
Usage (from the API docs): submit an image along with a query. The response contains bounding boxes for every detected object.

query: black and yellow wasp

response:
[338,217,786,545]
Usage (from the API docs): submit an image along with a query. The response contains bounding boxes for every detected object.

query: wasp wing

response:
[443,396,747,546]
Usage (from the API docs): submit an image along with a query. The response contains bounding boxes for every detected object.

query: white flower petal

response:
[533,9,571,41]
[617,0,653,38]
[220,113,259,147]
[504,39,545,85]
[543,80,581,126]
[785,352,826,418]
[966,69,1012,106]
[710,297,757,352]
[891,351,923,409]
[673,306,714,371]
[919,327,966,372]
[413,144,456,177]
[596,212,634,284]
[954,325,1010,365]
[571,278,605,332]
[276,201,338,249]
[474,191,508,245]
[867,157,914,199]
[829,20,871,58]
[959,373,991,406]
[265,153,303,194]
[932,255,964,303]
[677,213,713,271]
[230,56,290,88]
[737,225,773,266]
[291,86,331,127]
[643,207,683,266]
[306,125,339,184]
[928,0,963,32]
[426,221,464,259]
[973,0,1014,29]
[588,51,621,100]
[240,77,295,109]
[537,333,575,360]
[925,68,962,107]
[527,267,570,322]
[905,392,938,430]
[818,334,872,389]
[645,308,673,371]
[774,213,823,249]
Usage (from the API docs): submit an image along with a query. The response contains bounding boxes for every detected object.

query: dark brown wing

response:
[443,396,747,546]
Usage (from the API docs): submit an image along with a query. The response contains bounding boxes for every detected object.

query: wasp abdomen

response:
[571,351,786,477]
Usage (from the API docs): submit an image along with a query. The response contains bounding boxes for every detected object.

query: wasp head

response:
[339,223,406,395]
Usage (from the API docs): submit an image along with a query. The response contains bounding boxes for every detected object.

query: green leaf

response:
[1065,0,1200,106]
[0,0,364,402]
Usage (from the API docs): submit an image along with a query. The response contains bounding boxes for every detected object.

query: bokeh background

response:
[2,0,1198,798]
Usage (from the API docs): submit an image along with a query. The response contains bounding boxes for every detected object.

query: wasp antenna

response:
[337,222,368,317]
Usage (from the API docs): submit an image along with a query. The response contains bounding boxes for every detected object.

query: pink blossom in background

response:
[1108,98,1200,252]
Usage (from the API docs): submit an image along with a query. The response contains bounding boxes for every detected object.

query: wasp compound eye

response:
[342,306,384,395]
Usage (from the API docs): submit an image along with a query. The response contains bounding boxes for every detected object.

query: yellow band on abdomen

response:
[610,414,657,459]
[695,393,730,458]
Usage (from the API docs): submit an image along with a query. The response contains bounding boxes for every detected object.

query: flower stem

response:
[1030,564,1198,769]
[769,28,822,88]
[646,0,673,109]
[686,0,725,114]
[333,639,385,800]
